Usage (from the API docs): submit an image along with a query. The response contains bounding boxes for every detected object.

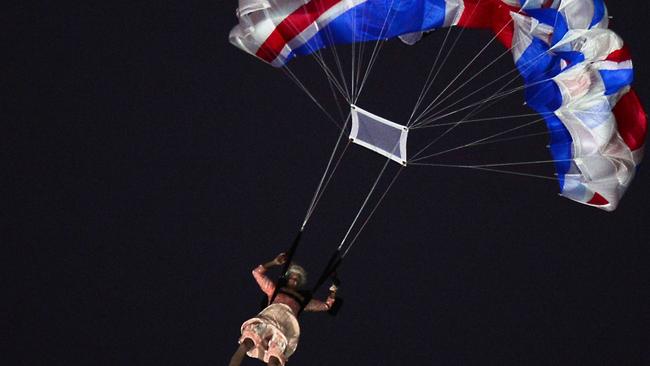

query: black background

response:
[7,1,649,365]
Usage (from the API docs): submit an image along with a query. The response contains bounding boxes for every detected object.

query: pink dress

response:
[239,265,333,365]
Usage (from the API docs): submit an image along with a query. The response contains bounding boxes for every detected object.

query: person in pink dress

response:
[228,253,338,366]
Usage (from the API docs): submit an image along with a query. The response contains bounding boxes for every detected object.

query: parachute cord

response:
[413,17,515,124]
[416,81,535,127]
[307,52,351,103]
[302,115,352,230]
[281,66,341,129]
[415,74,553,151]
[326,72,347,123]
[451,130,551,147]
[330,38,352,102]
[421,76,551,127]
[305,140,351,226]
[312,51,349,102]
[294,4,352,102]
[351,3,357,101]
[406,0,486,125]
[355,0,399,103]
[310,0,353,105]
[427,158,574,169]
[315,46,352,103]
[355,8,374,103]
[407,25,456,126]
[417,28,521,120]
[411,116,547,162]
[415,47,557,128]
[408,80,546,160]
[311,0,352,102]
[269,3,350,102]
[413,70,527,127]
[412,47,555,128]
[409,72,554,161]
[413,6,531,126]
[287,0,351,102]
[353,2,375,101]
[407,27,465,121]
[311,249,343,294]
[318,33,348,123]
[317,0,352,103]
[337,150,396,252]
[408,163,561,181]
[412,112,555,129]
[342,166,404,258]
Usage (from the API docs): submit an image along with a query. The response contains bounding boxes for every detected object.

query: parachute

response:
[230,0,647,211]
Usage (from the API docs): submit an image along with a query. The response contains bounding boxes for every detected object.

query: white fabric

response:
[510,12,554,63]
[445,0,465,27]
[399,32,424,46]
[237,0,271,17]
[230,0,365,61]
[521,0,551,9]
[270,0,368,66]
[551,29,623,61]
[500,0,522,7]
[350,105,409,165]
[508,1,638,210]
[240,303,301,366]
[546,23,635,210]
[398,0,464,45]
[559,0,609,30]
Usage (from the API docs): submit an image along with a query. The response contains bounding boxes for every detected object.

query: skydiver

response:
[228,253,338,366]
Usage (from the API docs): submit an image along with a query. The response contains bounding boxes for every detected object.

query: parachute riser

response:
[262,230,344,317]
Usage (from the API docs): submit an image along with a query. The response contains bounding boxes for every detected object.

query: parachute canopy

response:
[230,0,647,210]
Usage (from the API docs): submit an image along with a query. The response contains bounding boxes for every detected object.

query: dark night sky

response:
[7,1,650,365]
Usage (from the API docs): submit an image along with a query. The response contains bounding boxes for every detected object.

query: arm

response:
[252,265,275,297]
[304,285,338,312]
[252,253,287,298]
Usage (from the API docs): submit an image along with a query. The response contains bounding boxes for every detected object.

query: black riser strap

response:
[269,230,303,305]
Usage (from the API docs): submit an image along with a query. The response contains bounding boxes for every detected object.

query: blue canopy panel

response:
[291,0,451,61]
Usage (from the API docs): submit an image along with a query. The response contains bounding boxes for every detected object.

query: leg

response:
[268,356,282,366]
[229,338,254,366]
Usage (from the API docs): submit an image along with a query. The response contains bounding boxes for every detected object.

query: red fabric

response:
[613,89,648,151]
[457,0,519,48]
[256,0,341,62]
[588,192,609,206]
[490,2,518,48]
[457,0,500,29]
[605,45,632,63]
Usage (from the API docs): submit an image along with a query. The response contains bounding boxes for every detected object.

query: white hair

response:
[285,264,307,287]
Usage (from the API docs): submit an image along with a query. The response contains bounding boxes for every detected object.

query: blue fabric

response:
[590,0,606,27]
[292,0,447,59]
[544,115,573,191]
[556,51,585,69]
[526,81,562,112]
[599,69,634,96]
[525,9,568,45]
[516,38,559,82]
[515,28,571,190]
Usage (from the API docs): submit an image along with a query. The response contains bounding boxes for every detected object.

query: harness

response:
[260,230,344,317]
